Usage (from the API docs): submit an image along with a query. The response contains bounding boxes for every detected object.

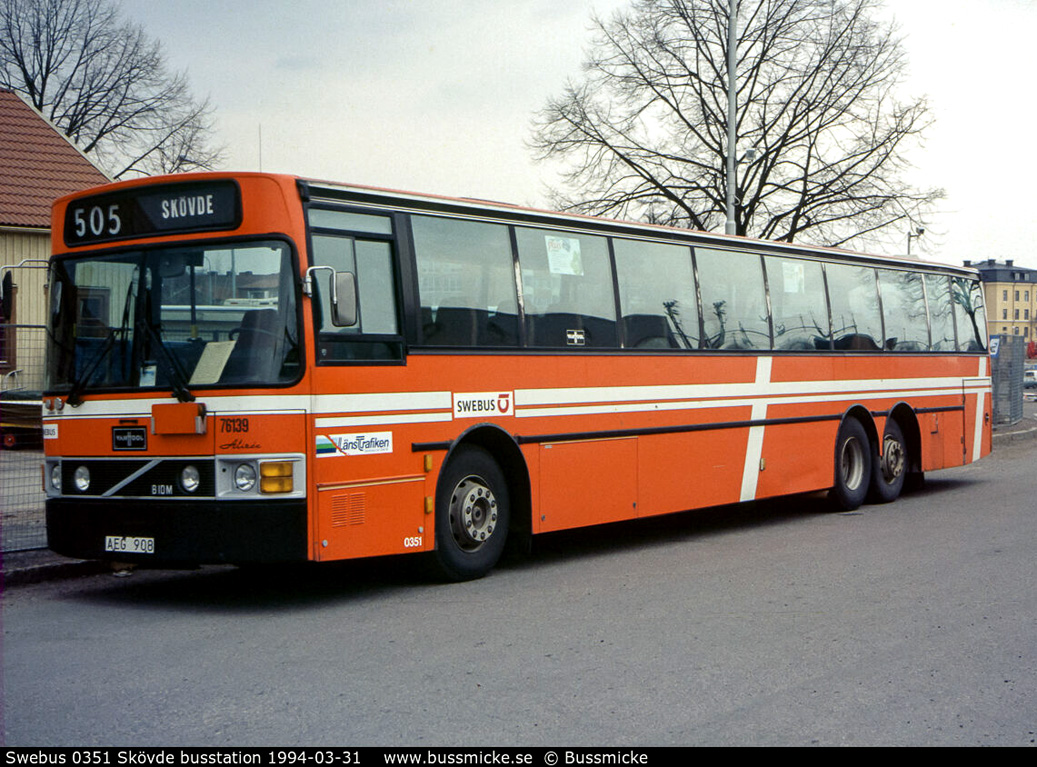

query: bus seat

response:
[222,308,280,382]
[623,314,676,348]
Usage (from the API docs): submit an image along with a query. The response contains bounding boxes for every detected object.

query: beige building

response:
[966,259,1037,344]
[0,89,109,391]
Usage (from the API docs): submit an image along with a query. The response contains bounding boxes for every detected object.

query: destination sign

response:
[63,180,242,246]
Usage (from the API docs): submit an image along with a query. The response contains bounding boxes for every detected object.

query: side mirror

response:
[304,266,357,327]
[332,272,357,327]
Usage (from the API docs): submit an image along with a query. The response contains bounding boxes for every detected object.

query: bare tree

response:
[532,0,940,248]
[0,0,222,178]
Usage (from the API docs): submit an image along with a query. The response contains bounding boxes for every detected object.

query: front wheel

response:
[831,418,872,511]
[868,419,907,503]
[430,445,510,581]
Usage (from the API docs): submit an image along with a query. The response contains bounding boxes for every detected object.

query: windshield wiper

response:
[65,330,116,407]
[136,314,195,403]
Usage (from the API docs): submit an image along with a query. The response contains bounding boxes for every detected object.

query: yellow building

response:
[967,258,1037,343]
[0,89,109,390]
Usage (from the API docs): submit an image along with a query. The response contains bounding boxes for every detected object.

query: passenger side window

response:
[765,256,830,350]
[826,263,883,351]
[952,277,987,351]
[878,269,929,351]
[412,215,520,347]
[516,228,617,348]
[695,248,770,350]
[925,274,956,351]
[613,239,698,349]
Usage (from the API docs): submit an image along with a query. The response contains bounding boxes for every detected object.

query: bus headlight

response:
[234,463,257,492]
[181,465,201,493]
[73,465,90,492]
[50,464,62,493]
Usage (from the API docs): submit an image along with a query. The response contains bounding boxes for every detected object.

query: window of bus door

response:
[307,209,402,362]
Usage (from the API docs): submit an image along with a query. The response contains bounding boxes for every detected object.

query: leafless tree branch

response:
[530,0,941,249]
[0,0,223,178]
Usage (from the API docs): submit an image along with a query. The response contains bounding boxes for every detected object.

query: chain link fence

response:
[1,323,47,552]
[990,334,1024,426]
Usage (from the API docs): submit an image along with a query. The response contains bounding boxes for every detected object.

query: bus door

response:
[305,213,420,561]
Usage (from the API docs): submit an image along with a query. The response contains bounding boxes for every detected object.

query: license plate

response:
[104,535,155,554]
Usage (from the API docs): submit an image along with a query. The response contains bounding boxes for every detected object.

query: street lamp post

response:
[907,226,924,256]
[725,0,739,236]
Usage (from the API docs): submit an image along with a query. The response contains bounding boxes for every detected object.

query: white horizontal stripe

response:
[515,386,982,420]
[315,412,454,429]
[312,391,451,413]
[515,374,987,407]
[43,375,991,424]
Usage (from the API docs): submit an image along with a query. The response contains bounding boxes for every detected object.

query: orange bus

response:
[43,173,991,580]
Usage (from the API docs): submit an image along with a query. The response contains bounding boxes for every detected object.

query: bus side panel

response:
[537,438,637,532]
[314,477,427,561]
[635,427,752,519]
[919,408,966,472]
[755,418,840,501]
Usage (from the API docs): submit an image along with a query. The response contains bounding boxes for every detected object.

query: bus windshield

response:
[46,240,300,398]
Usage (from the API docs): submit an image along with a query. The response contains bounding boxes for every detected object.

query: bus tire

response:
[869,419,907,504]
[430,445,510,581]
[831,418,871,511]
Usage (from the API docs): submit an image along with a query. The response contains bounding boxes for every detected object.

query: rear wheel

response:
[831,418,871,511]
[430,445,510,581]
[869,419,907,503]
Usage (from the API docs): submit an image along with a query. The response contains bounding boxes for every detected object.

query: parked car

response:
[1025,370,1037,389]
[0,389,42,449]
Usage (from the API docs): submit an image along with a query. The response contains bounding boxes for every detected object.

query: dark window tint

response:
[826,263,883,351]
[952,277,987,351]
[412,215,519,347]
[516,228,616,348]
[925,274,957,351]
[765,256,830,350]
[878,269,929,351]
[613,238,698,349]
[696,248,770,350]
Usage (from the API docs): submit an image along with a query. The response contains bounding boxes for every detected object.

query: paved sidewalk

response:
[4,416,1035,588]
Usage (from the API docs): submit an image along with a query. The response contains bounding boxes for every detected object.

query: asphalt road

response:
[2,438,1036,747]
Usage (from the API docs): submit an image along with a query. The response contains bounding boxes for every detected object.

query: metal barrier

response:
[990,334,1024,426]
[1,324,46,551]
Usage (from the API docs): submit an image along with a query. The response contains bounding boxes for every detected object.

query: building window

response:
[1004,289,1009,301]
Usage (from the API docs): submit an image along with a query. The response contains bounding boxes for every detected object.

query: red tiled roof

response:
[0,89,109,229]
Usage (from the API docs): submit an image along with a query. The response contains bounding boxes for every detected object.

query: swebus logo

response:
[453,391,513,419]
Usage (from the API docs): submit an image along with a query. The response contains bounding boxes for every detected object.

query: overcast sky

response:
[118,0,1037,269]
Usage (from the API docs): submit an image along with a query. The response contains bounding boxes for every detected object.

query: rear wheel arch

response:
[887,402,922,475]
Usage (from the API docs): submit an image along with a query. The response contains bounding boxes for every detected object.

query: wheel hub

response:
[449,477,498,550]
[882,435,905,482]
